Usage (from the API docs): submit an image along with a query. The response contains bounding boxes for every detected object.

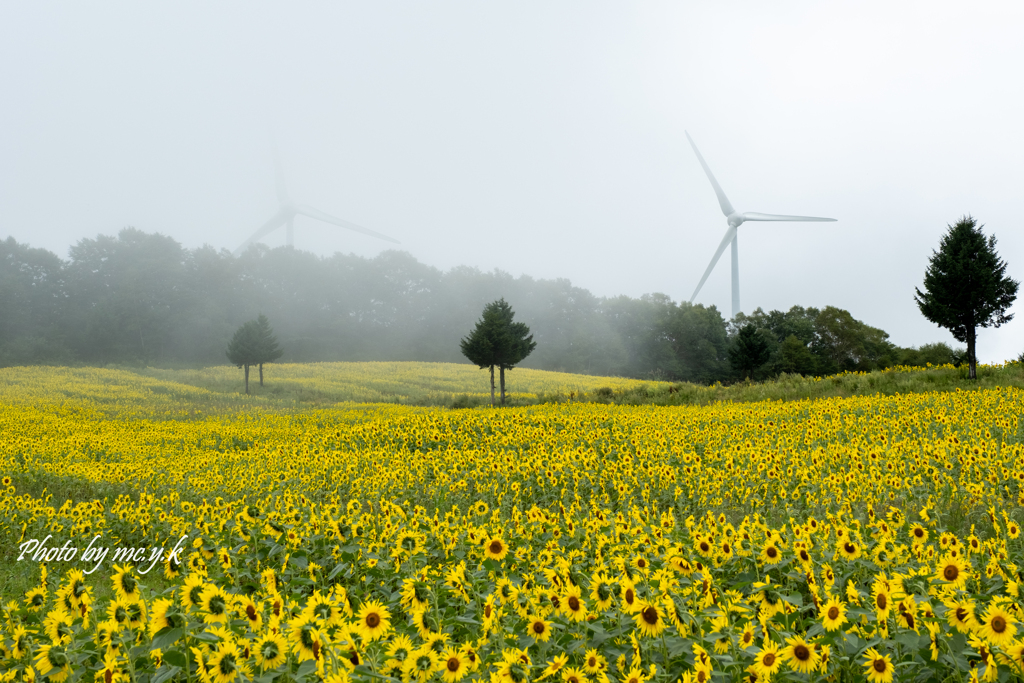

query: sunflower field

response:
[0,366,1022,682]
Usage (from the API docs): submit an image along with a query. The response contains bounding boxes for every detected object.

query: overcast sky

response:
[2,2,1023,361]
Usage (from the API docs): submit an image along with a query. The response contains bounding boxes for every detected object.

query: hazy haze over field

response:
[2,2,1023,361]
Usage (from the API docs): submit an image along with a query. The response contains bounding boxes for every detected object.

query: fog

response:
[2,2,1023,362]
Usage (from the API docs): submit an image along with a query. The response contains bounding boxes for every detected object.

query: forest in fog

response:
[0,229,959,382]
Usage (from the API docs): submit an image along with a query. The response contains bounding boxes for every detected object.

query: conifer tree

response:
[915,216,1018,379]
[460,299,536,405]
[226,320,261,394]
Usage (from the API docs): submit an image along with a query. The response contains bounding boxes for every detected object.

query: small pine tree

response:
[226,320,261,394]
[460,298,536,405]
[915,216,1019,379]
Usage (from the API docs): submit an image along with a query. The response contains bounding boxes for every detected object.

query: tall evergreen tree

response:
[492,299,536,404]
[729,324,771,379]
[915,216,1018,379]
[226,320,261,394]
[460,298,536,405]
[253,314,284,386]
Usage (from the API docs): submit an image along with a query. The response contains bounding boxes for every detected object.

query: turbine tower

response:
[234,149,399,256]
[686,131,836,319]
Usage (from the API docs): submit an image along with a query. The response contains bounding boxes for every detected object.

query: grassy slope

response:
[3,361,1023,411]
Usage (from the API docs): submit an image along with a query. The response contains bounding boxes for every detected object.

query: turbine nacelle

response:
[727,212,746,228]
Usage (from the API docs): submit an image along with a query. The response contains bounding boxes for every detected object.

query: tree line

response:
[0,228,964,382]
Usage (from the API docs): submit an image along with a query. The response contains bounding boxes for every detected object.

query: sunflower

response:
[582,648,605,675]
[620,578,640,613]
[208,641,250,683]
[623,599,662,638]
[111,564,140,603]
[496,648,532,683]
[412,605,441,639]
[485,537,510,561]
[538,654,569,681]
[837,539,861,561]
[254,632,288,670]
[872,585,892,620]
[562,667,588,683]
[781,635,819,674]
[760,543,782,565]
[945,598,978,634]
[43,607,74,645]
[288,615,322,663]
[35,643,71,683]
[149,598,185,639]
[591,573,616,610]
[738,622,756,649]
[753,639,781,678]
[562,584,588,622]
[181,574,207,610]
[200,584,230,624]
[96,650,129,683]
[980,604,1016,646]
[473,500,489,517]
[237,596,264,631]
[353,599,391,641]
[526,614,553,643]
[24,586,46,611]
[401,580,432,611]
[820,596,847,632]
[862,648,894,683]
[439,647,468,683]
[935,554,968,589]
[403,646,441,683]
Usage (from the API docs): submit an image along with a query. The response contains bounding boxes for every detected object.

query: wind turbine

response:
[686,131,835,319]
[234,149,400,256]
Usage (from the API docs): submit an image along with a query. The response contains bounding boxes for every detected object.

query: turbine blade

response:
[685,131,735,217]
[690,225,737,303]
[295,204,401,244]
[273,147,289,204]
[740,212,837,222]
[233,209,290,256]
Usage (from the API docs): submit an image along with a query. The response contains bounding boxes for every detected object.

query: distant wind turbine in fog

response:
[234,149,400,256]
[686,131,836,320]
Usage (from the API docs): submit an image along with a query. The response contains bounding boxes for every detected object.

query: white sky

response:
[2,2,1023,362]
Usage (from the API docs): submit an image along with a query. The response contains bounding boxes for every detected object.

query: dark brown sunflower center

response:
[944,565,959,581]
[762,653,775,666]
[844,543,855,554]
[873,660,886,673]
[876,594,887,610]
[766,547,778,558]
[532,621,545,634]
[993,616,1007,633]
[366,613,380,628]
[956,607,968,622]
[827,606,839,620]
[642,606,658,625]
[489,541,503,554]
[568,596,580,611]
[447,658,460,672]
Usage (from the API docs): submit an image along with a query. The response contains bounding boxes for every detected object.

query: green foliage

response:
[729,324,771,379]
[460,299,536,404]
[0,228,986,385]
[915,215,1019,379]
